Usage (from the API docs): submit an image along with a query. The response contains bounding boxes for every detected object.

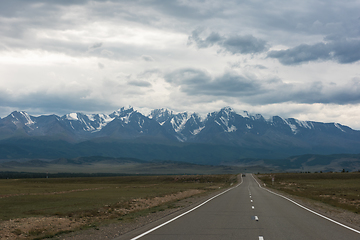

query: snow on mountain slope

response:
[8,111,36,126]
[1,107,358,147]
[61,107,143,134]
[87,114,115,132]
[205,107,241,133]
[170,113,191,133]
[20,111,35,126]
[295,119,314,129]
[334,123,346,132]
[148,108,173,125]
[148,109,206,141]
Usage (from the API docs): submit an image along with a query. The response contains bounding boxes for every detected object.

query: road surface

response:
[116,174,360,240]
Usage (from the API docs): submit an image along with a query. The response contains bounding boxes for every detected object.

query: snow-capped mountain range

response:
[0,107,359,151]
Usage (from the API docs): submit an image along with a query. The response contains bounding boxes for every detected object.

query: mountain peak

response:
[8,110,35,126]
[149,108,173,118]
[65,112,79,121]
[148,108,174,125]
[238,110,250,118]
[111,106,135,117]
[220,106,235,114]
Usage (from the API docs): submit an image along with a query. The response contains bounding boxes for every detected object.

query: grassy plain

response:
[0,174,237,239]
[257,172,360,213]
[0,160,254,175]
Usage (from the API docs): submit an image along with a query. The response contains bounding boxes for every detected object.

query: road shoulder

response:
[253,174,360,231]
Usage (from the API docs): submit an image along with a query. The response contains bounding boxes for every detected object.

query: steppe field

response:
[257,172,360,213]
[0,174,237,239]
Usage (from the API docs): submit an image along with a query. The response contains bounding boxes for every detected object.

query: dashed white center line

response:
[259,236,264,240]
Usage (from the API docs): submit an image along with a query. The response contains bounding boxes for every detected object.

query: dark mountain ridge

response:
[0,107,359,162]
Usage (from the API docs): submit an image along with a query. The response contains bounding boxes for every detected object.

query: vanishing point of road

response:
[116,174,360,240]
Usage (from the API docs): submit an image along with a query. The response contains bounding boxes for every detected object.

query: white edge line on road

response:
[130,175,244,240]
[251,174,360,234]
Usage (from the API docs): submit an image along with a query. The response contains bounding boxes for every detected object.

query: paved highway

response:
[116,174,360,240]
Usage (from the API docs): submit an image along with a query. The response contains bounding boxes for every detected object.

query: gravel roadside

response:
[53,189,225,240]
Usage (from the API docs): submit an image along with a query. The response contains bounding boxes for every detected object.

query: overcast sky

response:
[1,0,360,129]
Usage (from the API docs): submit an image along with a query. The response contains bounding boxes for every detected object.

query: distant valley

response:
[1,154,359,176]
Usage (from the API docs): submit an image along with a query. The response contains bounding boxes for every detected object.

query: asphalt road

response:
[116,174,360,240]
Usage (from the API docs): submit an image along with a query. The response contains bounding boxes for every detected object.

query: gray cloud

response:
[268,43,330,65]
[188,29,222,48]
[188,29,268,54]
[222,35,268,54]
[331,39,360,63]
[101,49,114,57]
[141,55,155,62]
[1,0,356,63]
[89,42,103,50]
[98,63,105,69]
[165,69,268,97]
[165,68,360,105]
[127,80,152,87]
[0,89,115,116]
[268,39,360,65]
[141,0,226,20]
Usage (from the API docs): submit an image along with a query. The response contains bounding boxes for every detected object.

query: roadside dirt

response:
[54,196,205,239]
[53,189,220,240]
[0,217,84,240]
[0,189,205,240]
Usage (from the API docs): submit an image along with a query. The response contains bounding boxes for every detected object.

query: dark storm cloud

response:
[165,68,269,97]
[268,39,360,65]
[331,39,360,63]
[267,43,330,65]
[165,69,360,105]
[188,29,268,54]
[188,29,223,48]
[222,35,268,54]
